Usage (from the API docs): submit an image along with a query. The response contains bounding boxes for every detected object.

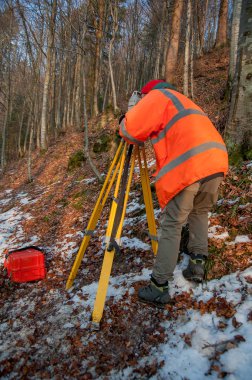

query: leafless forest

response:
[0,0,251,172]
[1,2,252,379]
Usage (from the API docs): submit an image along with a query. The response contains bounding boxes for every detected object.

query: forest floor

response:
[0,47,252,379]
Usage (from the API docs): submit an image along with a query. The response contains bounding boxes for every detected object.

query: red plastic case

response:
[4,246,46,283]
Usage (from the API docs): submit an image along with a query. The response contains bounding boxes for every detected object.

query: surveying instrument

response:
[66,93,158,329]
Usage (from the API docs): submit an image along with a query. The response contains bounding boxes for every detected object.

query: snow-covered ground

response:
[0,174,251,379]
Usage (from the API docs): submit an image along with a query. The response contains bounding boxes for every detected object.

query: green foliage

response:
[93,134,112,153]
[72,200,84,210]
[72,190,88,199]
[227,130,252,165]
[68,150,85,171]
[71,188,90,210]
[227,141,245,166]
[240,131,252,160]
[43,210,60,222]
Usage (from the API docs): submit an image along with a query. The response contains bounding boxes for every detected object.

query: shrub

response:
[68,150,85,171]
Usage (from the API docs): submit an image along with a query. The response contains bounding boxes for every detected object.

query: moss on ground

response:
[93,134,112,153]
[67,150,85,171]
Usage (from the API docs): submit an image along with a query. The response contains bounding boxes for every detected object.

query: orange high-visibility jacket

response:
[120,88,228,209]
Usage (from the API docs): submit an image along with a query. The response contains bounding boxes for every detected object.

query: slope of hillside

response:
[0,48,251,379]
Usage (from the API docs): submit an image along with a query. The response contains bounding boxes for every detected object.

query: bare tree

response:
[228,0,242,83]
[92,0,105,116]
[196,0,209,57]
[190,9,194,99]
[1,4,14,170]
[165,0,183,84]
[83,67,102,182]
[153,0,167,79]
[40,0,57,150]
[225,0,252,152]
[215,0,228,48]
[108,0,119,113]
[183,0,191,96]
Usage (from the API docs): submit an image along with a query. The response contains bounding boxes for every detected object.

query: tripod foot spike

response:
[90,321,100,331]
[66,279,73,290]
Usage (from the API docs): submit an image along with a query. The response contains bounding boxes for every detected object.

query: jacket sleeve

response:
[119,90,166,145]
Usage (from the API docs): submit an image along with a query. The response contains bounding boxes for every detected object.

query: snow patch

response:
[0,197,12,206]
[120,236,150,251]
[208,225,229,239]
[126,199,145,213]
[234,235,251,243]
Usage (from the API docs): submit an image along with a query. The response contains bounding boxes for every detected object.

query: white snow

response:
[226,197,240,205]
[101,266,252,380]
[217,197,244,206]
[0,197,12,206]
[238,203,251,209]
[208,225,229,239]
[246,161,252,168]
[120,236,150,250]
[0,205,32,263]
[234,235,251,243]
[1,180,252,380]
[82,177,97,184]
[126,199,145,213]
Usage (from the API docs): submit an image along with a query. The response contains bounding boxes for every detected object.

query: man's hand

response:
[128,91,141,110]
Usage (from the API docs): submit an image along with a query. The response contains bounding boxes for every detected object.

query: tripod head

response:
[128,91,141,110]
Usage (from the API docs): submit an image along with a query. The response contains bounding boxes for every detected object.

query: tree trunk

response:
[183,0,191,96]
[18,98,26,157]
[154,0,167,79]
[161,0,170,78]
[40,0,57,150]
[108,1,119,113]
[92,0,105,116]
[102,72,110,112]
[27,123,34,182]
[228,0,242,83]
[196,0,209,57]
[1,59,11,170]
[74,53,82,128]
[50,47,57,134]
[165,0,183,84]
[56,53,63,131]
[83,68,102,182]
[215,0,228,48]
[1,107,8,170]
[24,104,32,155]
[190,11,194,100]
[225,0,252,151]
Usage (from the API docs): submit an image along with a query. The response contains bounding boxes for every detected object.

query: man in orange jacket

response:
[119,79,228,306]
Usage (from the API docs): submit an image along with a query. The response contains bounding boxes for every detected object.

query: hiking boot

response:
[183,253,206,282]
[138,276,171,306]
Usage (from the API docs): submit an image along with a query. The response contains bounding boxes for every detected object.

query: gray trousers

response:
[152,176,223,283]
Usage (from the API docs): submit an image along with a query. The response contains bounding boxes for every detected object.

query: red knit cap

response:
[140,79,165,94]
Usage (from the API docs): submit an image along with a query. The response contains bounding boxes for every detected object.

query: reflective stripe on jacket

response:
[119,88,228,209]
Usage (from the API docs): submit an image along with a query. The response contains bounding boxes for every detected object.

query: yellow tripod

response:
[66,141,158,328]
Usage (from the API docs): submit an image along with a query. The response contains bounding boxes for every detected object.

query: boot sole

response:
[138,297,174,309]
[138,298,165,309]
[184,275,203,283]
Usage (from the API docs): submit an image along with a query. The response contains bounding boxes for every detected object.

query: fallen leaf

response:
[232,317,242,329]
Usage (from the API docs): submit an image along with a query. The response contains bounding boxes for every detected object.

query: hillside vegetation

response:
[0,48,251,380]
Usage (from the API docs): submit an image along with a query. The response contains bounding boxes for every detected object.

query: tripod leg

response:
[91,146,136,326]
[66,140,125,290]
[116,147,136,239]
[137,146,158,255]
